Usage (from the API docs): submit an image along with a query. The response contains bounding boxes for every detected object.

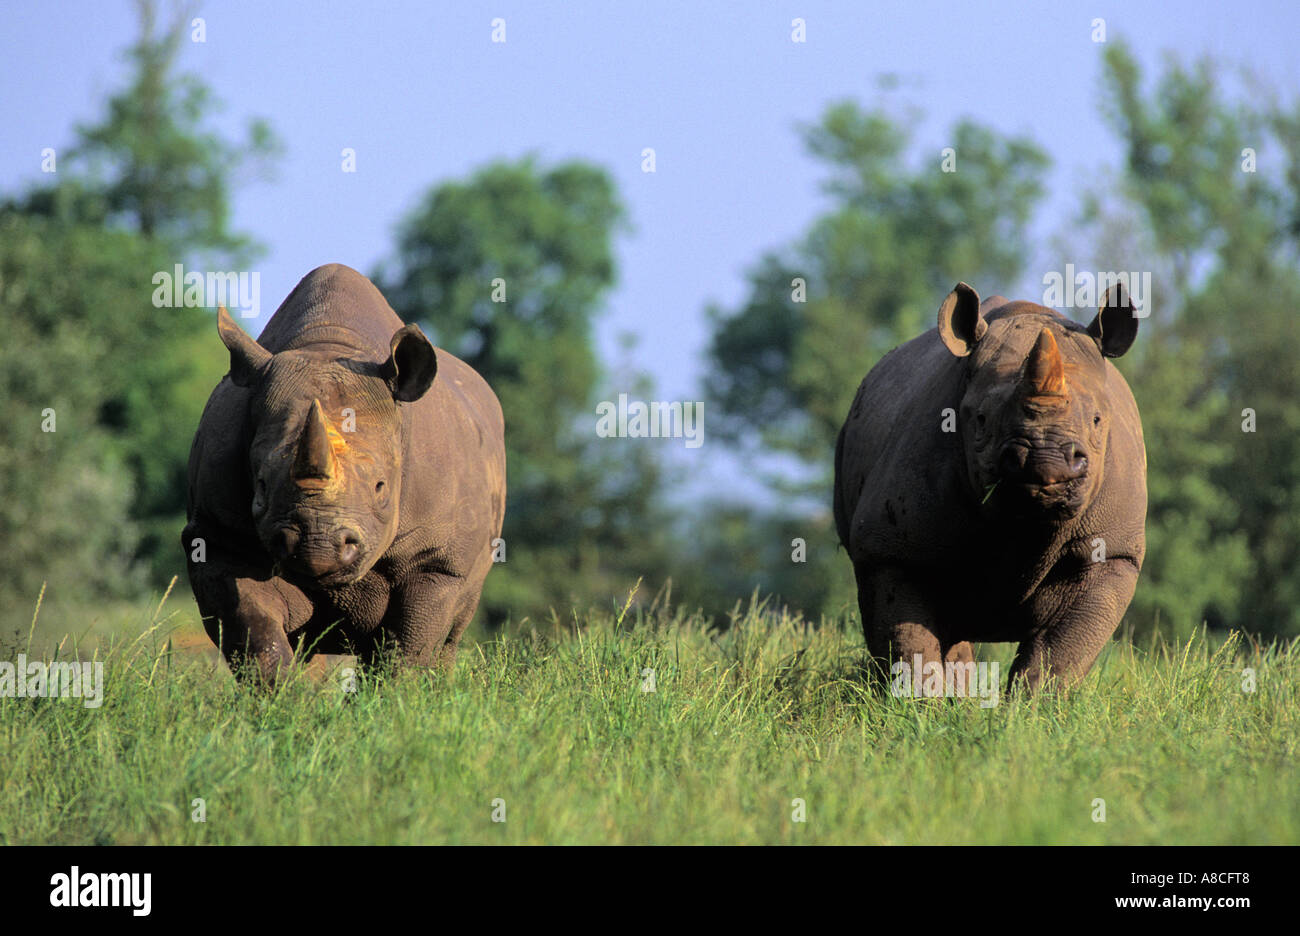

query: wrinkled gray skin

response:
[833,283,1146,691]
[183,264,506,684]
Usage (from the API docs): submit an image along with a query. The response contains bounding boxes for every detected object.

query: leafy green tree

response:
[1092,40,1300,639]
[33,0,280,575]
[0,217,155,619]
[1119,332,1254,639]
[671,503,858,626]
[0,0,278,616]
[64,0,279,261]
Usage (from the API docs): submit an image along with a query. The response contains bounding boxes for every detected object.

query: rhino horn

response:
[1020,327,1068,399]
[291,399,338,488]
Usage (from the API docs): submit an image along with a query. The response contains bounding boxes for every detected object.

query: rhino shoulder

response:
[836,331,971,564]
[1081,360,1147,564]
[1103,359,1145,476]
[425,347,504,435]
[186,377,257,539]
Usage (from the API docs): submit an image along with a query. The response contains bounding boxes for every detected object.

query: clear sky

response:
[3,0,1297,500]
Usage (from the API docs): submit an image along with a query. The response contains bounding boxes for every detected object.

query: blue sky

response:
[3,0,1297,500]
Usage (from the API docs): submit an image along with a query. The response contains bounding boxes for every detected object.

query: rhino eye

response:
[1093,414,1102,426]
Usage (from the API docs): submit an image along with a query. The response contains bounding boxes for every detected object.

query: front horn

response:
[291,399,338,488]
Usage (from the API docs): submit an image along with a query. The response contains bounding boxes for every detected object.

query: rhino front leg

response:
[187,552,314,685]
[855,563,944,690]
[944,641,975,665]
[1009,558,1140,691]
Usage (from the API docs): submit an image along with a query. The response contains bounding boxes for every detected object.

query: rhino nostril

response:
[335,529,362,567]
[999,443,1029,477]
[1064,443,1088,477]
[273,526,300,560]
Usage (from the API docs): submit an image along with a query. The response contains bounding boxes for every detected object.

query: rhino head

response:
[937,282,1139,520]
[216,307,437,587]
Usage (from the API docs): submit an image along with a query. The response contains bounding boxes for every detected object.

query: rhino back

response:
[257,263,402,359]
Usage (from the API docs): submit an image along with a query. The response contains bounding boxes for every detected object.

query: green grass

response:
[1,585,1296,844]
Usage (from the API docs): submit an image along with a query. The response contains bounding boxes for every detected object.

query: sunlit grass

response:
[0,585,1295,844]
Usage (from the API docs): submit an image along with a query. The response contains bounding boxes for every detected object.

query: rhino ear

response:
[1087,283,1139,358]
[382,324,437,403]
[217,306,271,387]
[937,282,985,357]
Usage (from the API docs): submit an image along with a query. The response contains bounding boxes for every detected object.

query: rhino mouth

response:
[1000,477,1086,515]
[988,437,1090,515]
[288,544,374,587]
[295,557,367,588]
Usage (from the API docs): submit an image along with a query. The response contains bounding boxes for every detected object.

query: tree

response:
[0,0,279,620]
[65,0,279,262]
[1089,40,1300,639]
[0,216,159,619]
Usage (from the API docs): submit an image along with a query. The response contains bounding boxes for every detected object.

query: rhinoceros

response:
[833,282,1146,691]
[182,264,506,683]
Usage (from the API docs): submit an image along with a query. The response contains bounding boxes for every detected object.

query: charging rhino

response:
[183,263,506,684]
[833,283,1146,691]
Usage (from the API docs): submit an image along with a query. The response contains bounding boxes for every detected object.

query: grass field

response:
[1,582,1297,845]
